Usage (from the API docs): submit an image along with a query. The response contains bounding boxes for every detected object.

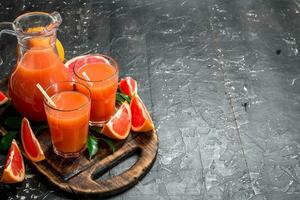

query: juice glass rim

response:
[43,81,91,112]
[73,54,119,83]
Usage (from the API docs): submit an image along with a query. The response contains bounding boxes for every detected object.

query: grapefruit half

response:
[21,118,45,162]
[130,95,154,132]
[102,102,132,140]
[0,139,25,184]
[119,76,137,98]
[65,54,110,77]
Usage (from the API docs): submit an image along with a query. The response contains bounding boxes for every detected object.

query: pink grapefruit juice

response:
[75,62,118,125]
[45,90,90,155]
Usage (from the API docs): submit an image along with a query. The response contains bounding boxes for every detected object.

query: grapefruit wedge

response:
[0,139,25,184]
[119,77,137,98]
[102,102,132,140]
[130,95,154,132]
[21,118,45,162]
[0,91,8,106]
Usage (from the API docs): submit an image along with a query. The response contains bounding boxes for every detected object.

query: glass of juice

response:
[73,54,119,127]
[43,81,91,158]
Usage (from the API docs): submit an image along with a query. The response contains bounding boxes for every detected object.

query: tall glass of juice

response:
[43,82,91,158]
[73,54,119,126]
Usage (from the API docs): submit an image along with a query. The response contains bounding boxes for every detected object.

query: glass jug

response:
[0,12,70,121]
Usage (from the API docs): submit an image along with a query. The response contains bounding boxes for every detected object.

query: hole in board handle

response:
[92,147,141,181]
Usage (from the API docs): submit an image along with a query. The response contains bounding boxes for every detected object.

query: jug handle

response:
[0,22,16,66]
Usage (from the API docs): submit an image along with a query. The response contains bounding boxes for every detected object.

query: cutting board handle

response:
[64,132,158,196]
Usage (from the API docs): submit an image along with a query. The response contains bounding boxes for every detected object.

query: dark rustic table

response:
[1,0,300,199]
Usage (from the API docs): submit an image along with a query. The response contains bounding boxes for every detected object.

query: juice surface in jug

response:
[2,12,70,121]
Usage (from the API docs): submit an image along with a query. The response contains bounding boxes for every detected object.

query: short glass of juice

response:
[43,81,91,158]
[73,54,119,127]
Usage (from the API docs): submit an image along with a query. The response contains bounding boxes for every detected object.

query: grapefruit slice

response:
[102,102,131,140]
[65,54,110,77]
[119,77,137,98]
[21,118,45,162]
[0,91,8,106]
[130,95,154,132]
[0,139,25,184]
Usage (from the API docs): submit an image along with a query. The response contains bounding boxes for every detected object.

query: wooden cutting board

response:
[32,128,158,197]
[0,77,158,197]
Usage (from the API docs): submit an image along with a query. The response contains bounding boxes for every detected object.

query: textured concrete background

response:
[0,0,300,199]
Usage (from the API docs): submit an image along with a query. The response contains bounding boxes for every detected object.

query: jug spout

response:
[51,11,62,27]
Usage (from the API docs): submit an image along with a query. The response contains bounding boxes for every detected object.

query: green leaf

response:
[87,135,99,160]
[116,92,126,104]
[88,126,116,154]
[4,116,22,129]
[119,93,131,104]
[0,131,18,151]
[116,92,131,104]
[100,137,115,153]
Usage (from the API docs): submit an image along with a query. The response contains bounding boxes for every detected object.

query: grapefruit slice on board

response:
[130,95,154,132]
[65,55,110,77]
[119,77,137,98]
[0,139,25,184]
[21,118,45,162]
[102,102,132,140]
[0,91,8,106]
